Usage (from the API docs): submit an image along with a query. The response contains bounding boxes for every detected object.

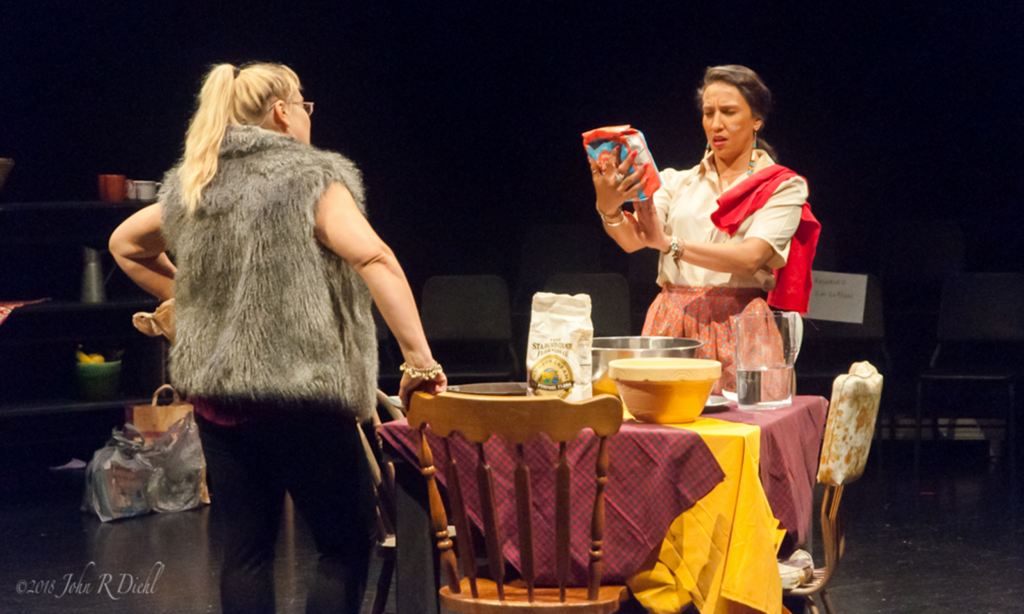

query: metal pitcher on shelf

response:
[81,247,106,304]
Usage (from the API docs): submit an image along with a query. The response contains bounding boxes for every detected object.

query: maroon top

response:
[192,396,253,426]
[192,396,350,426]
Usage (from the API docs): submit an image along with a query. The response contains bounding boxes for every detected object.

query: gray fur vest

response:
[160,125,377,420]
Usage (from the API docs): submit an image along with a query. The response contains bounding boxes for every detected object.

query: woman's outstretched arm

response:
[314,182,446,407]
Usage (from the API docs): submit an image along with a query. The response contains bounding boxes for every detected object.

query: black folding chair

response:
[514,225,602,314]
[879,220,966,379]
[420,275,518,385]
[544,272,632,337]
[914,273,1024,482]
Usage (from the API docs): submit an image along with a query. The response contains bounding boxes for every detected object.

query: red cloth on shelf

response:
[0,299,49,327]
[710,165,821,313]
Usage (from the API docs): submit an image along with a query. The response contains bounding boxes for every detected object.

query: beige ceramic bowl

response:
[608,358,722,424]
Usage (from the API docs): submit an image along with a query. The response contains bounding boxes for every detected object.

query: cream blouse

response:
[652,150,807,288]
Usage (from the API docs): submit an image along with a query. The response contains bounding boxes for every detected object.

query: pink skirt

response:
[641,285,778,395]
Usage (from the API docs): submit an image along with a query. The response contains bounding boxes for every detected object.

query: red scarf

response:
[709,165,820,313]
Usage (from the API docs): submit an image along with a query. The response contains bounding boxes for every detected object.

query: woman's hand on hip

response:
[590,146,648,216]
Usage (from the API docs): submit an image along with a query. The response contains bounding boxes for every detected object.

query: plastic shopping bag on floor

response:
[83,413,208,522]
[82,425,154,522]
[144,413,209,513]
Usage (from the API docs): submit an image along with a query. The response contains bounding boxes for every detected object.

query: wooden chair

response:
[359,390,405,614]
[782,361,883,614]
[406,391,628,613]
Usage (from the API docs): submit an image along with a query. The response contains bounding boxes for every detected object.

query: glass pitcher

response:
[734,311,802,410]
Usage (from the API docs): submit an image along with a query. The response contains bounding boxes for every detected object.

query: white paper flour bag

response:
[526,292,593,401]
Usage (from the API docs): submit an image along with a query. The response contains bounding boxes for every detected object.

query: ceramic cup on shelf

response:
[98,175,133,203]
[132,180,161,201]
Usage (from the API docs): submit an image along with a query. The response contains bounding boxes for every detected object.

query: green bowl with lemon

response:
[76,353,122,401]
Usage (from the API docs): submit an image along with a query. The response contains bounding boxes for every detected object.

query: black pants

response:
[197,405,375,614]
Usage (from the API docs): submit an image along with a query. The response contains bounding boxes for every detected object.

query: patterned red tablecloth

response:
[378,395,828,585]
[380,418,725,585]
[710,396,829,546]
[0,299,47,327]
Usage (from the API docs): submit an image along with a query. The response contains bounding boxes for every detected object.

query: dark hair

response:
[696,65,778,160]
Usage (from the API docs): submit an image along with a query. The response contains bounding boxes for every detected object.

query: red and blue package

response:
[582,125,661,201]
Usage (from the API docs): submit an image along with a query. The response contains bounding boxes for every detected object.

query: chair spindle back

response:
[407,392,623,604]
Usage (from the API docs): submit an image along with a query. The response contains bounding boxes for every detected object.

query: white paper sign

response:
[806,271,868,324]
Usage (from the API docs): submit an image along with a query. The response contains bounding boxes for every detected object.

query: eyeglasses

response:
[291,100,314,116]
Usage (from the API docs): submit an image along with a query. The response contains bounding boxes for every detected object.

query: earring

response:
[748,132,757,175]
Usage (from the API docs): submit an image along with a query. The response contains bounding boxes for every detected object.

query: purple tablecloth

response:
[380,419,725,585]
[711,395,829,546]
[378,394,829,584]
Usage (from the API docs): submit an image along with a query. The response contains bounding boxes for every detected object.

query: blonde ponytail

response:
[179,62,302,212]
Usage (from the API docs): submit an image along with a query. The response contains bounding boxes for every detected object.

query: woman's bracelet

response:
[597,206,626,227]
[399,361,444,379]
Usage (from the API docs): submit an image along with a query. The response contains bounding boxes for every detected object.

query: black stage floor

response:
[1,440,1021,614]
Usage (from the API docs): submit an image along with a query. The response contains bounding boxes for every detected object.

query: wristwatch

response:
[666,236,684,261]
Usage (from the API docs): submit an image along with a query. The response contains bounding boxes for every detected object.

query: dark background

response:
[2,1,1022,293]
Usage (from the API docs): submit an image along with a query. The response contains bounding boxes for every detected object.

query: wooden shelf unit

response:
[0,200,166,457]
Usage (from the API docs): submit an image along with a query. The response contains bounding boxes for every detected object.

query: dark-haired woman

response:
[591,65,819,395]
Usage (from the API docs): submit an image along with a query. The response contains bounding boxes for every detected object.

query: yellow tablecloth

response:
[628,417,785,614]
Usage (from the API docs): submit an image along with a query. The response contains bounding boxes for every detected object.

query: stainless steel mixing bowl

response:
[591,336,703,396]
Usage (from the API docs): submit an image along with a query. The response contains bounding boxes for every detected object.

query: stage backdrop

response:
[2,2,1021,292]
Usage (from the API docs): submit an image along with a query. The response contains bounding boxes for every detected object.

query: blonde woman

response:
[109,62,445,614]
